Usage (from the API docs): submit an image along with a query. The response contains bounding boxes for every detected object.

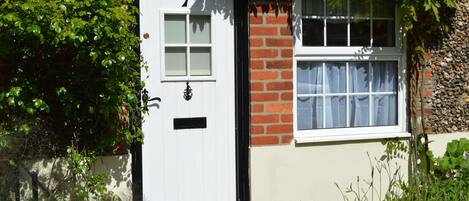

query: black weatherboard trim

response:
[234,0,251,200]
[131,0,143,201]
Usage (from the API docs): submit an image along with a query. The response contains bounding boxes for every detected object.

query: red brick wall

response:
[249,0,294,146]
[415,68,433,134]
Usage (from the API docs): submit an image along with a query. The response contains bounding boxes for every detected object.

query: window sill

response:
[294,132,411,144]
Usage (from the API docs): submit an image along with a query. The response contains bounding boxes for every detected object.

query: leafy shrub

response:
[0,0,143,155]
[338,139,469,201]
[0,0,142,199]
[397,139,469,201]
[434,138,469,179]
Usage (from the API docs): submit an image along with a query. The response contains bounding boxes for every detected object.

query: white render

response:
[18,154,133,201]
[251,132,469,201]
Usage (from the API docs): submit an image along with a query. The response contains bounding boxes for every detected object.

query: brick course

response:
[249,0,293,146]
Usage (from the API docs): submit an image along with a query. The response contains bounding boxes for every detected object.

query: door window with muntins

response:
[163,13,212,78]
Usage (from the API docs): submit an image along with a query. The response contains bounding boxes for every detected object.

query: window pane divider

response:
[165,43,189,47]
[166,44,212,47]
[298,91,396,97]
[186,14,191,76]
[346,62,350,127]
[302,16,392,20]
[370,0,374,47]
[302,16,324,19]
[347,0,350,47]
[323,0,327,47]
[322,62,326,128]
[188,44,212,47]
[368,62,373,126]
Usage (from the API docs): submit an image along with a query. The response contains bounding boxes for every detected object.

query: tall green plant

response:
[0,1,143,199]
[0,0,143,154]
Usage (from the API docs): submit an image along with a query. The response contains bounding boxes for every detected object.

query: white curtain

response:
[349,62,369,127]
[324,62,346,128]
[297,62,323,129]
[372,62,397,126]
[297,61,398,129]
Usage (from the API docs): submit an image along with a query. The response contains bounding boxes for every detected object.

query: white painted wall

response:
[15,133,469,201]
[250,132,469,201]
[19,154,132,201]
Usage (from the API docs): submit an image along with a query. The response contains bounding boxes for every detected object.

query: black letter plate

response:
[174,117,207,130]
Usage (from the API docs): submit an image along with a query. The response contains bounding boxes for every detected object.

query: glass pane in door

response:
[165,47,187,76]
[190,15,211,44]
[190,47,211,76]
[165,14,186,44]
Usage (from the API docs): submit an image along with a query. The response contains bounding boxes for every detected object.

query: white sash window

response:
[293,0,409,143]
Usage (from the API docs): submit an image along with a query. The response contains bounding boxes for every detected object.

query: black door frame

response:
[234,0,251,200]
[131,0,251,200]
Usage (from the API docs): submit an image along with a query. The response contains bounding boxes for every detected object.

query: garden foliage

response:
[0,0,142,199]
[338,139,469,201]
[0,0,143,154]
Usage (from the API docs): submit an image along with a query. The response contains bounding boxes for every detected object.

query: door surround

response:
[130,0,251,200]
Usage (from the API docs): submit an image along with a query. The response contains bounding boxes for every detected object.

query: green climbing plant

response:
[0,0,143,153]
[0,0,144,199]
[397,0,456,185]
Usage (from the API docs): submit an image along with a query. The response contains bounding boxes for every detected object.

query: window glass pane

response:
[350,20,370,46]
[326,19,347,46]
[373,0,395,18]
[350,0,370,17]
[349,62,369,92]
[327,0,347,16]
[372,61,397,92]
[190,15,211,44]
[303,19,324,46]
[165,47,187,76]
[190,47,211,76]
[373,20,395,47]
[325,62,346,93]
[297,61,323,94]
[302,0,324,16]
[165,15,186,44]
[349,95,369,127]
[372,95,397,126]
[298,97,324,129]
[325,96,346,128]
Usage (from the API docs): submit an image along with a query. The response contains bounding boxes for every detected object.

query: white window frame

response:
[160,9,216,82]
[293,0,410,143]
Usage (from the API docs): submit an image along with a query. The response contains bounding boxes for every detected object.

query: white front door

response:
[140,0,236,200]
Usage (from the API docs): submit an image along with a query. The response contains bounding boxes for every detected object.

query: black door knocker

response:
[184,81,193,101]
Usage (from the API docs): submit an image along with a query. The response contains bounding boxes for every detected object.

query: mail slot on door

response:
[173,117,207,130]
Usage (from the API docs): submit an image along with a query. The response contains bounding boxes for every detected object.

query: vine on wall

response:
[398,0,456,193]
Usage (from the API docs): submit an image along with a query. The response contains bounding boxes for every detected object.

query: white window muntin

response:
[294,0,404,56]
[293,55,408,142]
[160,10,216,82]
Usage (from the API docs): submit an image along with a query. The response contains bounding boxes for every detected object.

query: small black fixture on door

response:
[181,0,188,7]
[142,88,161,111]
[174,117,207,130]
[183,81,193,101]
